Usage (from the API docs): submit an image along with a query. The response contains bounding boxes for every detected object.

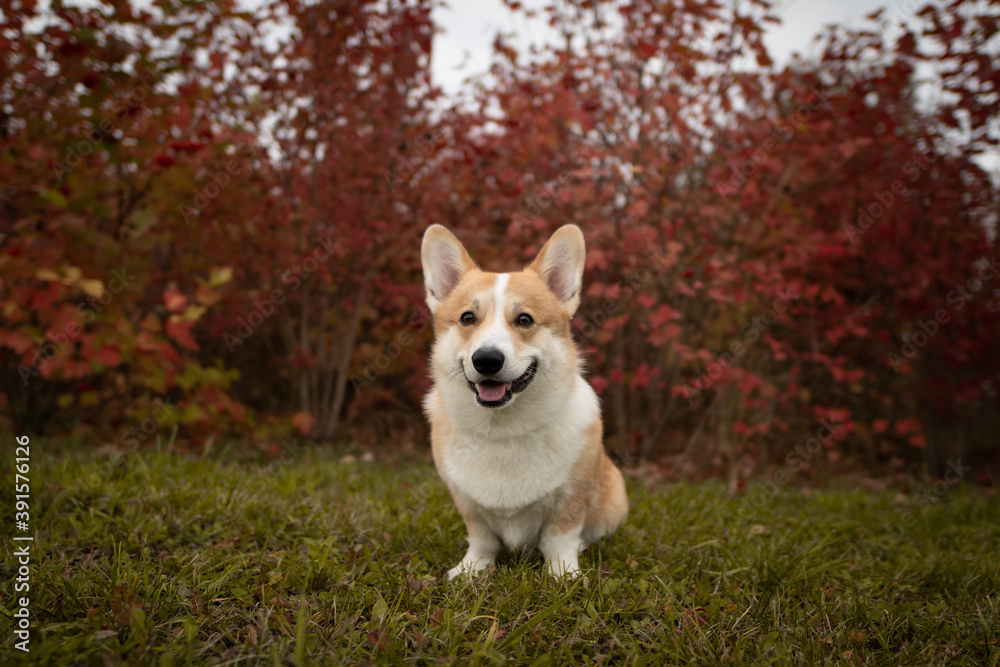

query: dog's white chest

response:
[431,377,600,550]
[443,434,575,511]
[442,437,574,549]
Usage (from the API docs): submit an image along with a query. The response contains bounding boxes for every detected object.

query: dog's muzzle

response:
[467,360,538,408]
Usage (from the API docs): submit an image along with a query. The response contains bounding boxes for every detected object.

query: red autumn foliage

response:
[0,0,997,479]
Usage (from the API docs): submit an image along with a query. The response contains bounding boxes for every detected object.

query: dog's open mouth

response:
[468,361,538,408]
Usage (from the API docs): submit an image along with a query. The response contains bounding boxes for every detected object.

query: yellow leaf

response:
[183,304,207,321]
[179,404,208,423]
[195,284,223,307]
[37,268,62,282]
[130,208,157,237]
[209,266,233,287]
[79,279,105,298]
[64,266,82,281]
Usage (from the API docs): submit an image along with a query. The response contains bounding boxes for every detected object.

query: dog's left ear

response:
[422,224,478,313]
[528,225,586,314]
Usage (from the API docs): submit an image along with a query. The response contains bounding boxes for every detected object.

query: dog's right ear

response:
[421,225,478,313]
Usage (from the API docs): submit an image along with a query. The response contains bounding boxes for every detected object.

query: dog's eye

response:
[516,313,534,327]
[460,311,476,325]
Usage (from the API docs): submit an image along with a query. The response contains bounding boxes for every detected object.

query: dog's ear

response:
[528,225,586,314]
[421,225,478,312]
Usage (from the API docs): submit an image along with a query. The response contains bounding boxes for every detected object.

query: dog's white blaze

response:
[494,273,510,312]
[474,273,512,363]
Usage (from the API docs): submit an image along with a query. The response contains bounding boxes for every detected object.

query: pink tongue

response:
[477,382,511,402]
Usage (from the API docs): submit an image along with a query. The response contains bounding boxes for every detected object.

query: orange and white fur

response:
[421,224,628,579]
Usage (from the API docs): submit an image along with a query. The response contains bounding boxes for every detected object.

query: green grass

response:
[2,440,999,665]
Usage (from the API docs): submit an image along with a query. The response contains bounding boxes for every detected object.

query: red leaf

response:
[168,140,206,154]
[292,410,315,435]
[0,329,35,354]
[895,417,920,435]
[163,289,187,313]
[96,345,121,367]
[166,316,198,351]
[629,363,653,390]
[30,283,61,311]
[649,304,681,328]
[636,41,657,59]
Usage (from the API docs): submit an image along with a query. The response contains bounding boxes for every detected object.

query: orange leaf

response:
[0,329,35,354]
[195,284,222,307]
[292,410,315,435]
[166,316,198,351]
[164,289,187,313]
[140,315,161,332]
[96,345,121,367]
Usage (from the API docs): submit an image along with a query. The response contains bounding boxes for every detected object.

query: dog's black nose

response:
[471,348,505,375]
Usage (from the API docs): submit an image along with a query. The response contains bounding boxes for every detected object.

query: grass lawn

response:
[2,440,999,665]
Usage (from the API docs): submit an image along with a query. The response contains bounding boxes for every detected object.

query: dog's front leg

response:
[446,509,500,580]
[539,521,585,577]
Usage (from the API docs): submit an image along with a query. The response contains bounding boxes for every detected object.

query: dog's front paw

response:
[540,528,583,578]
[445,558,494,581]
[545,556,581,578]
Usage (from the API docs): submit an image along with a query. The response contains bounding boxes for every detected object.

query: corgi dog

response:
[420,224,628,579]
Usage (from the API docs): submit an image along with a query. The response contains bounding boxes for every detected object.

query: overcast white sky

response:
[430,0,901,95]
